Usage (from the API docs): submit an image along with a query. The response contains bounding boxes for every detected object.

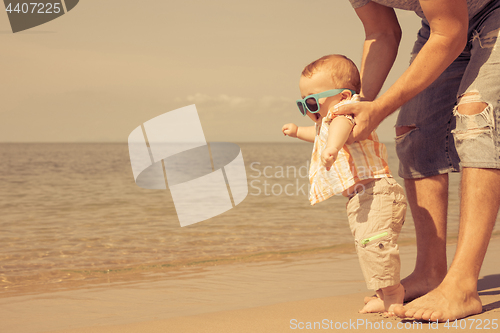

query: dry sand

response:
[53,291,499,333]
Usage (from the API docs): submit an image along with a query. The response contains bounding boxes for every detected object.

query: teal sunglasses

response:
[296,89,356,116]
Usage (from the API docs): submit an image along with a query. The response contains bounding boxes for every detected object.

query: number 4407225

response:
[5,3,62,14]
[443,318,498,330]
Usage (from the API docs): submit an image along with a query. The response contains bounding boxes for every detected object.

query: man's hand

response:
[334,101,381,143]
[321,146,339,171]
[282,123,299,137]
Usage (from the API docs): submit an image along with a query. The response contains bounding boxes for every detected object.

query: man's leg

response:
[395,167,500,321]
[363,173,449,305]
[401,174,449,301]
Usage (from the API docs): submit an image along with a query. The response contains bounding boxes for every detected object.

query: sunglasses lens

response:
[306,98,318,112]
[297,102,306,116]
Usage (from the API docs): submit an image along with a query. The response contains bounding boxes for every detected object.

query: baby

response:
[282,54,407,315]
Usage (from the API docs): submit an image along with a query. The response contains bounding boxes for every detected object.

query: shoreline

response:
[4,232,499,299]
[1,237,499,333]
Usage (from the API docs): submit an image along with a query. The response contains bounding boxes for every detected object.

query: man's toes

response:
[430,311,444,322]
[412,308,427,320]
[404,308,418,319]
[421,309,434,321]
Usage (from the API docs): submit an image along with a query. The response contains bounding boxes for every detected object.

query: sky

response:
[0,0,422,143]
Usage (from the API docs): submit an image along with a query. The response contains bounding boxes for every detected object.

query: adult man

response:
[336,0,500,321]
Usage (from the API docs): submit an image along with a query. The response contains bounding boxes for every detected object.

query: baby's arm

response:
[282,124,316,143]
[321,116,354,171]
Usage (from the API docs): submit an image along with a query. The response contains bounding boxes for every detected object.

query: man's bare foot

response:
[394,277,482,321]
[364,270,444,305]
[400,270,445,302]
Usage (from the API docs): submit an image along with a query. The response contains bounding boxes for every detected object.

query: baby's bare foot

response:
[364,295,377,304]
[382,283,405,316]
[359,297,385,314]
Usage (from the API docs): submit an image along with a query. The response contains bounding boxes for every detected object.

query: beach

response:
[3,0,499,331]
[0,237,498,332]
[1,143,499,332]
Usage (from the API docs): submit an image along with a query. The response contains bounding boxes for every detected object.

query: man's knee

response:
[453,91,498,166]
[396,125,417,137]
[453,92,493,132]
[455,92,489,116]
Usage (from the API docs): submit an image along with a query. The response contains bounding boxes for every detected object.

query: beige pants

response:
[346,177,407,290]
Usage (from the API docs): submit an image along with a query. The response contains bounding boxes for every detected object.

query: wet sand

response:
[2,238,499,333]
[54,290,500,333]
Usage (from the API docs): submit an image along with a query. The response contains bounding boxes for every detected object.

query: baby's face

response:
[299,71,344,124]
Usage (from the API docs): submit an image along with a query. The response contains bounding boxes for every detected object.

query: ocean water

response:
[0,142,497,294]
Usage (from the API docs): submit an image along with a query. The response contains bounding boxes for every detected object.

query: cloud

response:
[175,93,292,117]
[177,93,248,107]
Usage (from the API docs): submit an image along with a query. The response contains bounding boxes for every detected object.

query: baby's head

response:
[297,54,360,123]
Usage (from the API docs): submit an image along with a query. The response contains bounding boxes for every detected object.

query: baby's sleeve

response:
[325,114,355,126]
[325,95,359,124]
[340,114,356,125]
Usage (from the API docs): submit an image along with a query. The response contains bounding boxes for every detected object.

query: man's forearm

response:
[360,32,400,102]
[370,0,468,119]
[356,2,401,102]
[375,31,467,120]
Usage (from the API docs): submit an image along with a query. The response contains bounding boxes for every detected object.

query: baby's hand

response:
[321,147,339,171]
[282,123,298,138]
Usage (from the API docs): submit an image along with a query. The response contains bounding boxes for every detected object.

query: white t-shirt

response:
[349,0,492,20]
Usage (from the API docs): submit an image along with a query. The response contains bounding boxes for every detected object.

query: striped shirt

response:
[309,95,392,205]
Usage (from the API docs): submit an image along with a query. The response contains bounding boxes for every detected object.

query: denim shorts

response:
[396,0,500,179]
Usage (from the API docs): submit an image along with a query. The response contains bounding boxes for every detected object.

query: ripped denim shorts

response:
[396,0,500,179]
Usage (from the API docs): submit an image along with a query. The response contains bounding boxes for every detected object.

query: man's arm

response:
[357,2,402,102]
[336,0,468,141]
[373,0,468,118]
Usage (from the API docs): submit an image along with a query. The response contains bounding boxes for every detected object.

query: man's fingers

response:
[334,103,355,115]
[346,124,372,143]
[345,131,356,144]
[352,125,372,142]
[351,126,362,142]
